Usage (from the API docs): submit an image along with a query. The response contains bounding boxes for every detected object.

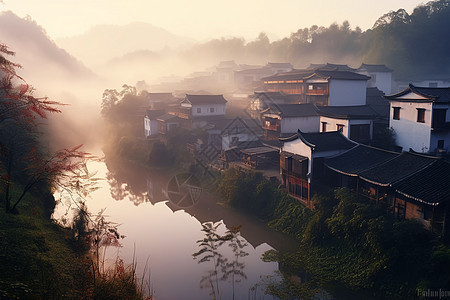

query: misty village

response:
[1,0,450,299]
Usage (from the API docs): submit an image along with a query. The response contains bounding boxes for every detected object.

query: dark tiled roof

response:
[270,103,319,117]
[157,113,180,122]
[366,87,385,97]
[241,146,279,155]
[185,94,228,104]
[262,69,315,81]
[253,92,301,103]
[145,109,165,119]
[309,70,370,81]
[394,159,450,205]
[324,145,399,176]
[385,84,450,103]
[280,130,357,152]
[316,105,379,119]
[358,63,392,73]
[359,152,439,186]
[307,63,357,72]
[366,87,390,118]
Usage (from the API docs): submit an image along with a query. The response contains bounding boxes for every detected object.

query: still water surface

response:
[55,159,298,300]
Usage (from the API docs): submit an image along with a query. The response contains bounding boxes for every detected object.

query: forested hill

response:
[180,0,449,79]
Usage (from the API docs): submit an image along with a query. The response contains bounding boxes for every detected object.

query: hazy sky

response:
[1,0,426,41]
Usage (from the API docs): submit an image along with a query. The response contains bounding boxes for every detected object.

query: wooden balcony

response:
[262,123,280,131]
[306,89,329,96]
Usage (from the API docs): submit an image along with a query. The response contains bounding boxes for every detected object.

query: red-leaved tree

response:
[0,43,94,213]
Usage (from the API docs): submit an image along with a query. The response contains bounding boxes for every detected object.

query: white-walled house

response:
[316,105,379,143]
[144,110,165,138]
[385,84,450,154]
[179,94,227,119]
[280,130,356,208]
[357,64,393,95]
[261,104,320,140]
[263,69,369,106]
[261,103,379,143]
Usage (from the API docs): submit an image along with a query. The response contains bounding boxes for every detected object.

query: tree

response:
[1,43,94,213]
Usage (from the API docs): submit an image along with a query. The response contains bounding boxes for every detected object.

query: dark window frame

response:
[393,107,401,120]
[417,108,426,123]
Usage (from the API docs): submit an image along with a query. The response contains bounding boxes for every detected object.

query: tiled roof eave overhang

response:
[395,189,440,206]
[385,98,435,103]
[319,113,379,120]
[279,131,316,149]
[323,164,359,177]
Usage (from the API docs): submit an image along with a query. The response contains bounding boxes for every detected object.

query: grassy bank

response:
[0,189,148,299]
[0,190,91,299]
[217,167,450,299]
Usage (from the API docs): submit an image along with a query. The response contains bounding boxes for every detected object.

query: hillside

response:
[56,22,194,67]
[0,11,96,86]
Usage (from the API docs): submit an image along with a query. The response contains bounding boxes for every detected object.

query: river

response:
[54,156,300,300]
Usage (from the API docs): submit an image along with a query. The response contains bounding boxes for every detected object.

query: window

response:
[197,108,201,113]
[438,140,445,149]
[209,107,215,113]
[393,107,400,120]
[432,109,447,128]
[337,124,344,132]
[321,122,327,132]
[308,85,314,90]
[417,108,425,123]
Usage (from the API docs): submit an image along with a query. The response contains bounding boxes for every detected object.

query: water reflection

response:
[193,222,248,300]
[98,156,300,299]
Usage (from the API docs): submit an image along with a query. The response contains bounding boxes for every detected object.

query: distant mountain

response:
[0,11,96,86]
[56,22,194,67]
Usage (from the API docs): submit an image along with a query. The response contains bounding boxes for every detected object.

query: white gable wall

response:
[389,100,433,152]
[282,138,313,180]
[281,116,320,133]
[144,117,159,137]
[319,117,350,136]
[320,117,374,140]
[282,137,354,182]
[329,80,367,106]
[192,104,226,117]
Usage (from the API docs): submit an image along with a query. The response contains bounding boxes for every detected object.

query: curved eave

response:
[304,72,330,81]
[323,164,359,177]
[279,130,316,150]
[320,113,379,120]
[296,130,316,149]
[385,84,439,102]
[279,132,301,142]
[385,98,434,103]
[395,189,440,206]
[358,176,391,187]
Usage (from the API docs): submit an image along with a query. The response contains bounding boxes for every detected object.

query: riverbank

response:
[0,188,149,299]
[0,191,91,298]
[216,167,450,299]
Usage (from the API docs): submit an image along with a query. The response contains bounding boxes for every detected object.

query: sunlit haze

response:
[2,0,426,41]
